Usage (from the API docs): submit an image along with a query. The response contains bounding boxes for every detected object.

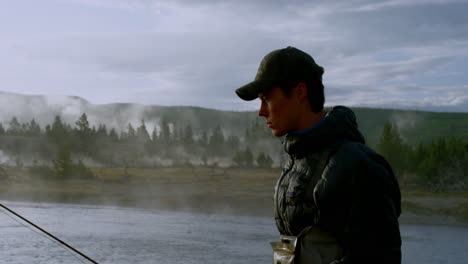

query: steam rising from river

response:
[0,91,276,168]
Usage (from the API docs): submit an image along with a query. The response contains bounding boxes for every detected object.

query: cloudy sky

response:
[1,0,467,112]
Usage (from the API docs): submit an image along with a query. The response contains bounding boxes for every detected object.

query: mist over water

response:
[1,201,467,264]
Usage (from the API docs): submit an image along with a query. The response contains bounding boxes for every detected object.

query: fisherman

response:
[235,46,401,264]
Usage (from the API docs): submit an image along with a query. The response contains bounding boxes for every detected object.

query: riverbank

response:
[1,167,467,226]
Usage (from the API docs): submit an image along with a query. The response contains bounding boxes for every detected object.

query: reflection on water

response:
[1,201,467,264]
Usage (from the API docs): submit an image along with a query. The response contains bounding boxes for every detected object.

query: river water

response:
[1,201,467,264]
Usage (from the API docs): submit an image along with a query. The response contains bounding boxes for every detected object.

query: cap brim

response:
[235,80,276,101]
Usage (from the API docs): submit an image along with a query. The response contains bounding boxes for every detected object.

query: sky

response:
[1,0,468,112]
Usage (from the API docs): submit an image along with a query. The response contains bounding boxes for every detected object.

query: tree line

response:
[376,121,468,191]
[0,114,279,178]
[1,114,466,191]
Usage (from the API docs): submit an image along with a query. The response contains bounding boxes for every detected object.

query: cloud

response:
[347,0,467,12]
[1,0,467,112]
[325,84,468,112]
[18,31,281,102]
[327,55,454,86]
[58,0,155,10]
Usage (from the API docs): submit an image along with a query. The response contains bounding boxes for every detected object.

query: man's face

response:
[258,85,300,137]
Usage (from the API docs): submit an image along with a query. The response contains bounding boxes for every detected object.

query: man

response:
[235,47,401,264]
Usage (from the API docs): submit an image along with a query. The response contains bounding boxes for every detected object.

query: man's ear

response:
[295,82,308,102]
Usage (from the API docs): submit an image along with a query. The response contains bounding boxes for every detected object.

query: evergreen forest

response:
[0,111,467,191]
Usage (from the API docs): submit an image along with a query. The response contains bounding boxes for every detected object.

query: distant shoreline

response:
[1,167,467,227]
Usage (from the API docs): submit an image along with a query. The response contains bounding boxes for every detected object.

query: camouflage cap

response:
[235,46,324,101]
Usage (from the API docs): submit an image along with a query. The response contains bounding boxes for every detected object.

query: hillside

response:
[1,91,467,146]
[353,107,468,146]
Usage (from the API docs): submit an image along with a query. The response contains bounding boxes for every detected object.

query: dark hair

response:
[278,79,325,113]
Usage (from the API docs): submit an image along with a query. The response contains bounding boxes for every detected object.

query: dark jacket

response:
[274,106,401,264]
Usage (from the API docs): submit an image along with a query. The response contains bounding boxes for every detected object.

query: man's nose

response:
[258,102,267,117]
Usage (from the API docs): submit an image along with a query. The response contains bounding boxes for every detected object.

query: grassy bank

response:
[400,190,468,225]
[0,167,279,216]
[1,167,468,225]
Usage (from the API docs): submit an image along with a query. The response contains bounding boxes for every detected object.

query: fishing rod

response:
[0,203,99,264]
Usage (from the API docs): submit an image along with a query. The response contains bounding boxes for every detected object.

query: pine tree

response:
[232,147,254,167]
[53,145,73,179]
[151,128,158,142]
[208,126,225,154]
[27,119,41,137]
[127,123,136,142]
[147,128,159,155]
[179,127,185,143]
[232,151,243,167]
[97,124,108,137]
[48,115,69,146]
[244,147,254,167]
[75,160,94,179]
[160,120,171,143]
[199,130,208,146]
[7,117,22,135]
[76,113,91,133]
[109,128,119,142]
[183,124,194,145]
[75,113,93,153]
[136,120,150,142]
[256,152,266,167]
[182,124,194,154]
[226,135,240,152]
[376,121,407,178]
[264,154,274,168]
[256,152,273,168]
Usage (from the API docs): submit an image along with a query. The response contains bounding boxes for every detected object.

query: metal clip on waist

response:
[271,235,297,264]
[271,227,344,264]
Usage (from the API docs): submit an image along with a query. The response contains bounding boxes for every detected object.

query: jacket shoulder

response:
[324,141,368,177]
[316,141,398,203]
[328,141,391,173]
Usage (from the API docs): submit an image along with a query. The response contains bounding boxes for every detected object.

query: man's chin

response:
[271,129,287,137]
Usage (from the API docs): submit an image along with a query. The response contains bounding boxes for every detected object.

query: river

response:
[1,201,467,263]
